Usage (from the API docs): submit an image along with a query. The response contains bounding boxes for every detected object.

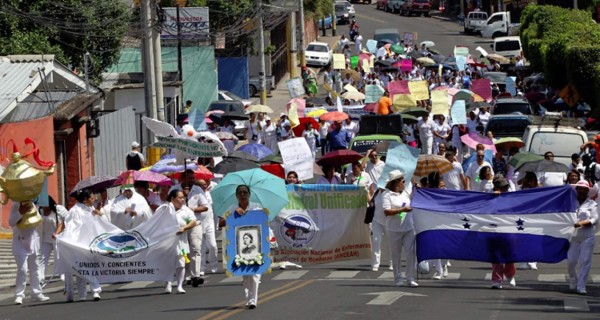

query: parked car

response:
[491,36,522,60]
[317,15,333,29]
[386,0,405,13]
[491,98,534,115]
[376,0,389,10]
[464,11,488,34]
[336,1,355,18]
[248,75,275,97]
[350,0,372,3]
[218,90,253,107]
[207,100,246,138]
[401,0,431,17]
[335,3,351,24]
[305,42,333,67]
[522,121,587,166]
[481,11,520,38]
[374,28,401,48]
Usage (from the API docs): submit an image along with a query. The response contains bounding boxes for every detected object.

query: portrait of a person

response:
[242,233,257,254]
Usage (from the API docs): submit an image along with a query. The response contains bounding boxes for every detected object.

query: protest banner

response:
[376,142,420,189]
[278,138,314,181]
[431,89,449,116]
[56,209,180,283]
[286,77,305,98]
[454,46,469,58]
[392,93,417,111]
[401,59,412,72]
[506,76,517,96]
[388,80,410,95]
[332,54,345,70]
[271,185,370,265]
[471,78,492,102]
[153,136,227,157]
[450,100,467,125]
[365,84,385,103]
[408,80,430,101]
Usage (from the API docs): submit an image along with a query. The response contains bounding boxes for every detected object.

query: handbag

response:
[364,189,381,224]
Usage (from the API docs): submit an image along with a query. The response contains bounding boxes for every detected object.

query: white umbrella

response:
[420,41,435,48]
[341,91,366,101]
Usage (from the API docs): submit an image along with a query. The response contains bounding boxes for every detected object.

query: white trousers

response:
[370,221,392,269]
[567,236,595,291]
[38,242,55,280]
[187,225,204,278]
[420,136,433,155]
[243,274,261,305]
[15,254,42,299]
[386,229,416,285]
[201,229,218,272]
[65,272,101,299]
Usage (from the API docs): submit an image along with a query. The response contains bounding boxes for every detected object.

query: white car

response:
[305,42,333,67]
[218,90,254,107]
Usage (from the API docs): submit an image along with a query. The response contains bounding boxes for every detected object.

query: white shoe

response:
[408,281,419,287]
[577,288,587,295]
[445,261,451,267]
[569,278,577,290]
[432,272,442,280]
[211,269,218,273]
[371,267,379,272]
[388,265,394,271]
[14,297,23,305]
[528,262,538,270]
[165,282,172,294]
[508,277,516,287]
[177,287,186,294]
[93,292,101,301]
[491,282,502,289]
[32,295,50,302]
[199,271,205,276]
[442,266,449,277]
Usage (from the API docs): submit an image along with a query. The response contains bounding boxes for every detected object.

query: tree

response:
[0,0,130,82]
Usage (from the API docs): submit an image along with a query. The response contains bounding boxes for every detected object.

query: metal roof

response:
[0,55,91,122]
[1,91,77,123]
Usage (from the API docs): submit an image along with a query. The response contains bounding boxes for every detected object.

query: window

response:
[529,132,585,158]
[488,15,503,24]
[495,41,521,52]
[307,45,328,53]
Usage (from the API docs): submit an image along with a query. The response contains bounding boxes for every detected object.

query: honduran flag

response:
[411,186,578,264]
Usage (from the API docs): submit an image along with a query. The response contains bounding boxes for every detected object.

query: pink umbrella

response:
[115,170,173,186]
[460,133,497,152]
[206,110,224,117]
[205,117,213,124]
[286,98,306,117]
[447,88,460,96]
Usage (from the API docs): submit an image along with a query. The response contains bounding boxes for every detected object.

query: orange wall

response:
[0,116,58,230]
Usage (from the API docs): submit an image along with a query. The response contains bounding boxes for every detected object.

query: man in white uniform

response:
[537,152,567,187]
[362,149,385,187]
[465,150,494,191]
[442,151,467,190]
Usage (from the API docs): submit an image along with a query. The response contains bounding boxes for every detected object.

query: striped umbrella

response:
[414,154,454,177]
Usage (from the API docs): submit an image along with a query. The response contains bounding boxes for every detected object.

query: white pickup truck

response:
[464,11,488,35]
[481,11,520,38]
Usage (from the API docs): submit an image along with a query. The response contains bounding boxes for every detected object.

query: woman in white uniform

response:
[10,202,50,305]
[567,181,598,295]
[158,189,197,294]
[37,197,68,283]
[225,185,263,309]
[378,170,418,287]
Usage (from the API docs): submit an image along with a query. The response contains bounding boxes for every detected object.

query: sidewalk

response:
[430,9,458,22]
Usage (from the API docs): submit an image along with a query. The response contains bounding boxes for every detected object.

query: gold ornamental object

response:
[0,152,55,229]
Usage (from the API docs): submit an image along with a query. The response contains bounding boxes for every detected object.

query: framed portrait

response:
[236,225,261,260]
[223,209,272,277]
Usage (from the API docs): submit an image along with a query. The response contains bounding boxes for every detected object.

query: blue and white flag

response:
[412,186,578,263]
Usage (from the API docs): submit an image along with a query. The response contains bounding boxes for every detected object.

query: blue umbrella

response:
[237,143,273,160]
[211,168,288,221]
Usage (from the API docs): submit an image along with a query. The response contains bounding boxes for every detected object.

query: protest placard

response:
[392,93,417,111]
[506,76,517,96]
[286,77,305,98]
[471,78,492,102]
[408,80,430,101]
[431,89,449,116]
[403,32,417,46]
[388,80,410,95]
[333,54,345,69]
[278,138,314,180]
[401,59,412,72]
[365,84,385,103]
[451,100,467,125]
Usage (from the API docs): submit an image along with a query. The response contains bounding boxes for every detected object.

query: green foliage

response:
[0,0,130,82]
[520,5,600,108]
[304,0,335,19]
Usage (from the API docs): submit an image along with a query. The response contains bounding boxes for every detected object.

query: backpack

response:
[585,163,599,184]
[364,189,381,224]
[126,153,142,171]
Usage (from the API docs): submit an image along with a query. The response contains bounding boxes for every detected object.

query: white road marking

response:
[563,298,590,312]
[273,270,309,281]
[538,274,566,282]
[116,281,155,290]
[363,291,427,305]
[326,271,360,279]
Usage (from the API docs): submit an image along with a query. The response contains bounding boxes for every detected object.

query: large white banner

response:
[56,210,179,283]
[270,185,371,264]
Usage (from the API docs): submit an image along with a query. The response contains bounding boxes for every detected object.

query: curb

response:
[0,233,11,240]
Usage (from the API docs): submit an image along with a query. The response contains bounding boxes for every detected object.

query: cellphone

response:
[130,203,136,211]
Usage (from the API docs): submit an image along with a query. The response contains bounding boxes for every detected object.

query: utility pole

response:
[573,0,578,9]
[459,0,464,16]
[258,0,267,104]
[83,52,90,92]
[289,11,298,78]
[142,0,157,138]
[299,0,306,67]
[152,2,165,122]
[176,0,184,112]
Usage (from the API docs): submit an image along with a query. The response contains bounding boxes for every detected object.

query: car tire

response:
[464,27,469,34]
[425,12,430,17]
[249,84,257,97]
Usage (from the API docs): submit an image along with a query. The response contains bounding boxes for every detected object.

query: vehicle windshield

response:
[351,139,397,156]
[335,4,346,12]
[529,132,585,158]
[493,103,531,115]
[486,119,530,138]
[374,33,400,43]
[307,44,328,52]
[495,41,521,52]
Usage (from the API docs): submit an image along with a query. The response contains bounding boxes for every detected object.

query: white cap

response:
[131,141,140,148]
[280,112,286,118]
[265,116,271,121]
